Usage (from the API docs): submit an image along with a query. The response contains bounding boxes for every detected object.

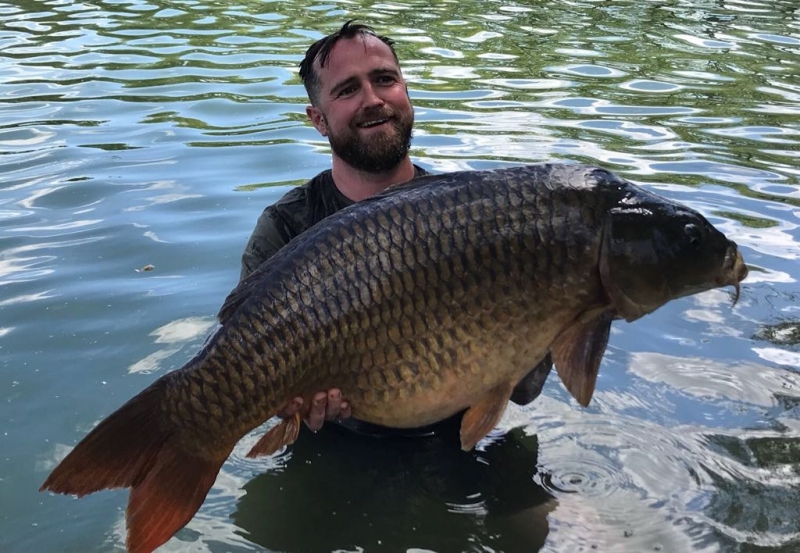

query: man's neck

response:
[331,156,416,202]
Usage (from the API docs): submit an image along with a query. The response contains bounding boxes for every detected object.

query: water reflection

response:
[233,425,554,553]
[753,320,800,367]
[703,432,800,550]
[629,352,800,407]
[755,320,800,347]
[127,316,216,374]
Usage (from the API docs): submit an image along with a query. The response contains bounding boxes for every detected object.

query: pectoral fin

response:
[551,309,614,407]
[460,381,516,451]
[246,412,302,458]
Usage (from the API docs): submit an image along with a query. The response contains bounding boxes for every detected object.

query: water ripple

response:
[531,400,712,552]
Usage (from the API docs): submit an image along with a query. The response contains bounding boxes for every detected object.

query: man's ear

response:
[306,105,328,137]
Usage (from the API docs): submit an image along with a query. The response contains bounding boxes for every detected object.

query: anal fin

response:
[246,412,302,458]
[460,381,516,451]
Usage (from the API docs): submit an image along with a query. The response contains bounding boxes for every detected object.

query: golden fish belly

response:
[316,301,582,428]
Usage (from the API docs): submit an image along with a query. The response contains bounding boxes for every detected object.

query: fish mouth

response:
[718,242,748,305]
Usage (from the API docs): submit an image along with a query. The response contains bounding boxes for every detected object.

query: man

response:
[240,21,551,439]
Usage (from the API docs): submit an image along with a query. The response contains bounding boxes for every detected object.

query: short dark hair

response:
[299,20,399,106]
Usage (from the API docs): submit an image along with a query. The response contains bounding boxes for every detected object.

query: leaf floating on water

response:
[135,264,155,273]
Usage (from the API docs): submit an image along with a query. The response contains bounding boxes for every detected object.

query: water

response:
[2,0,799,551]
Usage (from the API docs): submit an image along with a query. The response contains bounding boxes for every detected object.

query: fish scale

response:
[41,164,748,553]
[200,174,531,429]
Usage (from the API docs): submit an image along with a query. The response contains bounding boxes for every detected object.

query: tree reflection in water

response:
[755,321,800,348]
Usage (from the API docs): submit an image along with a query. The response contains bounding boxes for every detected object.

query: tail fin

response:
[125,442,227,553]
[40,378,232,553]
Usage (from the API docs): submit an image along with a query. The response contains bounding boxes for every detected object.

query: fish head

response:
[599,190,748,322]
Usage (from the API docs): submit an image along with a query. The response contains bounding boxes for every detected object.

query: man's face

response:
[306,35,414,173]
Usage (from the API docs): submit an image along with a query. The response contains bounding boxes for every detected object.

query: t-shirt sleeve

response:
[239,206,292,282]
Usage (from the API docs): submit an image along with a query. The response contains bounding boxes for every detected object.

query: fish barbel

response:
[40,163,748,552]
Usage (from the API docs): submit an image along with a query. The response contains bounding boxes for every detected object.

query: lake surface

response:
[2,0,799,551]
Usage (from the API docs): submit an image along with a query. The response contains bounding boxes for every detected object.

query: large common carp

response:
[41,164,747,552]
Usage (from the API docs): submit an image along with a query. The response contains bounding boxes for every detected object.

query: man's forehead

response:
[313,35,398,74]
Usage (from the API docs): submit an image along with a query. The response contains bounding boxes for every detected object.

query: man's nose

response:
[361,82,384,108]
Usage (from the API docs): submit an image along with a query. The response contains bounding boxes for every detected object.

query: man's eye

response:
[337,86,356,97]
[377,75,395,85]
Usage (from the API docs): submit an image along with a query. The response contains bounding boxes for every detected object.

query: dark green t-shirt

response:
[241,165,429,281]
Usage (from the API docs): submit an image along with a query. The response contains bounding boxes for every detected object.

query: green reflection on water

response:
[713,211,780,229]
[705,433,800,551]
[755,321,800,347]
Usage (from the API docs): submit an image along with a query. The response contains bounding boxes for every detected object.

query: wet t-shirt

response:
[240,166,429,281]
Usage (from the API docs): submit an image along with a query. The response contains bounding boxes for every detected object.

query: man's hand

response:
[278,389,351,431]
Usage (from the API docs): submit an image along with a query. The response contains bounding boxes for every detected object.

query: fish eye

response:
[684,223,702,248]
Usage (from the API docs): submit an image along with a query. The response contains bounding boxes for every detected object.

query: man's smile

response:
[356,116,392,129]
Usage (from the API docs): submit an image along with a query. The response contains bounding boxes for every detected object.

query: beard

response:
[326,108,414,173]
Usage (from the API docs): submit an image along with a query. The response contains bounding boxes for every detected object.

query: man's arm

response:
[240,206,293,282]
